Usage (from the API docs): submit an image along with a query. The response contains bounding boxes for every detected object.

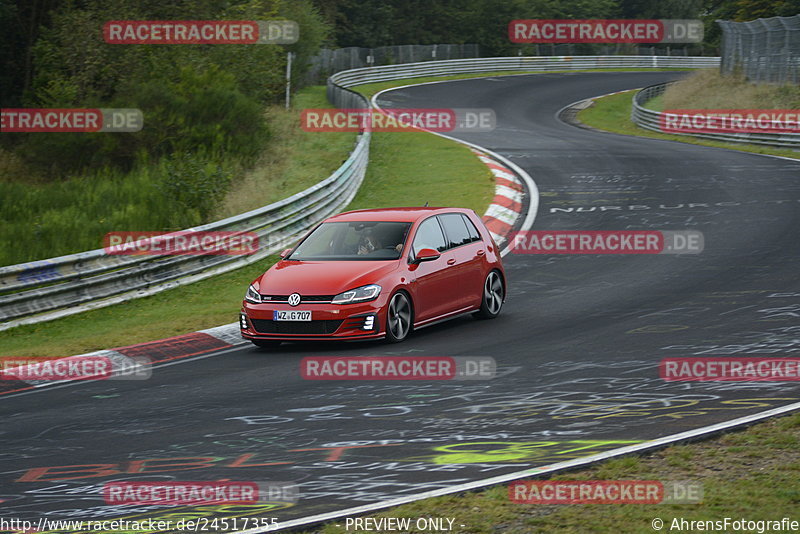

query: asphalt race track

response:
[3,72,800,530]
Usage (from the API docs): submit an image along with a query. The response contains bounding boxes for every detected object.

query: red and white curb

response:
[0,323,242,396]
[472,148,525,249]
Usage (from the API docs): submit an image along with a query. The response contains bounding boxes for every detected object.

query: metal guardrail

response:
[0,83,370,329]
[1,55,719,329]
[331,55,720,86]
[308,44,482,84]
[631,82,800,148]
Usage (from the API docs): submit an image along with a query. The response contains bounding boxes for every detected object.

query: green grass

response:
[214,87,355,219]
[0,87,355,267]
[0,151,227,266]
[662,69,800,110]
[0,90,492,357]
[577,90,800,160]
[302,412,800,534]
[347,130,493,212]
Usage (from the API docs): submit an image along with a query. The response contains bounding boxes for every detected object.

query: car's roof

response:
[326,207,472,223]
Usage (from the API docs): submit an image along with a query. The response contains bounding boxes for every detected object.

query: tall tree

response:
[618,0,704,18]
[0,0,61,107]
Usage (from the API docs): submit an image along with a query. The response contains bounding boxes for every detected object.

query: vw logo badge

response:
[288,293,301,307]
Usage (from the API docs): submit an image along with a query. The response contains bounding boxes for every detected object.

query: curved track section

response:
[2,72,800,530]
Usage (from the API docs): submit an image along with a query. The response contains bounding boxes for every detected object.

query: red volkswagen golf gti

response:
[240,207,505,347]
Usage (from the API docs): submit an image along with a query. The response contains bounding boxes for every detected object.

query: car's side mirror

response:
[413,248,441,263]
[279,248,293,259]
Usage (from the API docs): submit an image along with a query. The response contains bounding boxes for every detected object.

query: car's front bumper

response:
[240,298,386,342]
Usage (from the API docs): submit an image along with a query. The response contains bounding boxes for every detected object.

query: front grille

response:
[261,295,334,303]
[251,319,344,335]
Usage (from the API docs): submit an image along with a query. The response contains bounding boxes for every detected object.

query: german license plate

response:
[273,310,311,321]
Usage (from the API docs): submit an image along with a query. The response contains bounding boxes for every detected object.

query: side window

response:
[461,214,482,243]
[412,217,447,255]
[438,213,472,249]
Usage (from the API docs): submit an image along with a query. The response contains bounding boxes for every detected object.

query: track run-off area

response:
[2,71,799,532]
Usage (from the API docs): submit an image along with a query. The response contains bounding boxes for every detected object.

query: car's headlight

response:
[244,284,262,304]
[332,284,381,304]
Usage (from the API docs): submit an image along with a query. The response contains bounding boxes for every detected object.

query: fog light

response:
[363,315,376,330]
[240,313,249,330]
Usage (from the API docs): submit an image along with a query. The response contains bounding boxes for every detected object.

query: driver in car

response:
[357,228,381,255]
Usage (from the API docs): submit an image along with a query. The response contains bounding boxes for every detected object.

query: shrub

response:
[159,151,234,223]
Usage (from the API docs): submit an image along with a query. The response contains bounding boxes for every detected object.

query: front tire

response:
[385,291,413,343]
[474,270,504,319]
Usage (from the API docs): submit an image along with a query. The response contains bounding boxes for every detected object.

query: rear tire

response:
[385,291,413,343]
[474,270,504,319]
[252,339,282,349]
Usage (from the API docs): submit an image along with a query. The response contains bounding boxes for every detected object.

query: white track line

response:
[238,399,800,534]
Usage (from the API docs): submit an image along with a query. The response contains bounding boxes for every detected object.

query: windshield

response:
[287,221,412,261]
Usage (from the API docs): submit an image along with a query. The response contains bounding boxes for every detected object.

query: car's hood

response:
[257,260,400,296]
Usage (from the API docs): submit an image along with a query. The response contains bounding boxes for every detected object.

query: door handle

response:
[447,258,456,265]
[477,249,486,256]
